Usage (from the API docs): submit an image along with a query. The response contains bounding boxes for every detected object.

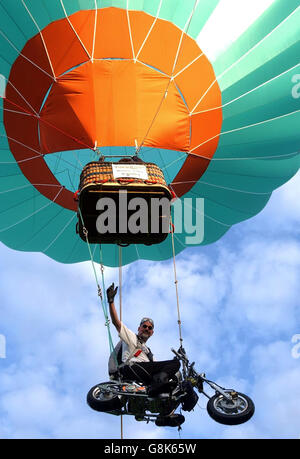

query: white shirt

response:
[119,322,154,364]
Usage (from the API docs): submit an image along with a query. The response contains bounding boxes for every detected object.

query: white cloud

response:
[224,239,300,333]
[249,341,300,438]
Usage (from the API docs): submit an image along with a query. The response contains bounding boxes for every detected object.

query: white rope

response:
[171,0,199,76]
[191,61,300,116]
[139,141,299,163]
[0,184,63,195]
[170,180,272,196]
[0,108,32,117]
[136,0,199,153]
[176,196,232,228]
[1,92,95,152]
[190,5,300,114]
[126,0,136,61]
[21,0,57,81]
[0,155,44,164]
[91,0,98,62]
[171,163,290,233]
[0,130,77,197]
[186,148,300,162]
[0,186,64,233]
[0,30,55,81]
[59,0,92,60]
[70,149,84,169]
[46,151,83,172]
[3,77,44,117]
[170,215,184,347]
[172,52,204,81]
[0,132,85,194]
[189,108,300,154]
[134,244,141,260]
[160,153,187,171]
[0,148,85,183]
[135,0,163,62]
[172,231,187,250]
[162,156,251,234]
[0,134,44,157]
[43,213,76,253]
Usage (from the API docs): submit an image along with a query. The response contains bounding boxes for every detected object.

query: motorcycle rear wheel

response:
[87,382,122,412]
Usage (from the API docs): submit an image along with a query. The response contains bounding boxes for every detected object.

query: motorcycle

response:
[87,347,255,427]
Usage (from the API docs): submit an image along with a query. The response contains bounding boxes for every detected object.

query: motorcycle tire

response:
[87,382,122,412]
[207,391,255,425]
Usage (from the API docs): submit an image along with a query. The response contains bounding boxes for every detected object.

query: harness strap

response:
[118,336,153,368]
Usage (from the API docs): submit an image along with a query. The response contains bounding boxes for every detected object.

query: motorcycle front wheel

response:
[207,391,255,425]
[87,382,122,413]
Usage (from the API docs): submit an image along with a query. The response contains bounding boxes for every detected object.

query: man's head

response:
[138,317,154,342]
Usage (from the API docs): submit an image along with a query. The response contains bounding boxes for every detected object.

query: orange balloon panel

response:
[40,60,190,154]
[3,7,222,210]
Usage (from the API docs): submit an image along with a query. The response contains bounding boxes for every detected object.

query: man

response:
[107,283,180,396]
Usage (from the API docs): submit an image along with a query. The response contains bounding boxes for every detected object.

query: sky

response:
[0,170,299,440]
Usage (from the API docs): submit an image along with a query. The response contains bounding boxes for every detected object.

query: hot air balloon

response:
[0,0,299,267]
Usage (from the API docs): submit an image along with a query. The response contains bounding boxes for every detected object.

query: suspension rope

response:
[78,208,124,440]
[170,215,184,349]
[77,207,115,357]
[118,245,124,440]
[136,0,199,154]
[118,246,123,322]
[3,96,95,152]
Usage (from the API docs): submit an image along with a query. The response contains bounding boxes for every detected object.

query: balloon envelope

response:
[0,0,299,266]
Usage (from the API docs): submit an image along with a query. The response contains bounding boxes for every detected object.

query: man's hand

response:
[107,283,121,332]
[107,283,118,304]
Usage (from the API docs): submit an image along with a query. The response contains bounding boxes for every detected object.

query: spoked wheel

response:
[207,391,255,425]
[87,382,122,413]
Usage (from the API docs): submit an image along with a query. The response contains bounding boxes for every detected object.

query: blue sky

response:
[0,171,299,439]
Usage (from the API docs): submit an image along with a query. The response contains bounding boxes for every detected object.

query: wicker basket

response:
[79,160,168,190]
[76,159,173,245]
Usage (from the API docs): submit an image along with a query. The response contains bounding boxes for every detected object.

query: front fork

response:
[196,374,236,402]
[171,348,235,402]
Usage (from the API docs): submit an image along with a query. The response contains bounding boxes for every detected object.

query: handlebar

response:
[171,348,181,359]
[171,347,189,363]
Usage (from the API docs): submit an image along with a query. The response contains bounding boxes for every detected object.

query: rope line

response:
[5,78,39,116]
[189,109,300,154]
[43,213,76,253]
[190,5,300,114]
[135,0,163,62]
[0,186,64,233]
[136,0,199,154]
[126,1,136,61]
[77,207,116,358]
[91,0,98,62]
[170,215,184,348]
[118,245,124,440]
[21,0,57,81]
[170,179,273,196]
[3,96,95,151]
[0,29,54,81]
[59,0,91,60]
[191,62,300,116]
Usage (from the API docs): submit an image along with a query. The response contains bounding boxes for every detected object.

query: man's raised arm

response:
[107,283,121,333]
